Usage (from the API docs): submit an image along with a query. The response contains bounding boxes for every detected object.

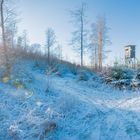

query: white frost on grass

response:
[0,61,140,140]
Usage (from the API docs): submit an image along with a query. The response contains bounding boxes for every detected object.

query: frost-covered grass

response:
[0,60,140,140]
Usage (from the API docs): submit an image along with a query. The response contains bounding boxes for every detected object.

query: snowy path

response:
[1,70,140,140]
[52,76,140,140]
[33,72,140,140]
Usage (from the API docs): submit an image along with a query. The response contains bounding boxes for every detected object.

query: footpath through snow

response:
[0,62,140,140]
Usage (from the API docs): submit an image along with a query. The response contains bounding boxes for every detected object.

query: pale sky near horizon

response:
[17,0,140,65]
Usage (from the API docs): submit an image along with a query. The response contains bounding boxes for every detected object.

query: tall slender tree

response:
[70,3,87,66]
[0,0,10,74]
[91,16,110,70]
[0,0,17,75]
[89,23,98,69]
[45,28,56,65]
[22,30,29,50]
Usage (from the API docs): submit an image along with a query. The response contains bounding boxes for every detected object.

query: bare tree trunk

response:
[71,3,87,67]
[98,30,103,70]
[1,0,10,75]
[46,28,56,66]
[48,42,50,65]
[90,17,109,71]
[80,10,83,66]
[94,45,98,70]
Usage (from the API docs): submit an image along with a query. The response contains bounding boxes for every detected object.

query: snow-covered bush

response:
[38,121,57,139]
[102,66,139,89]
[110,67,134,80]
[111,67,125,80]
[13,79,26,89]
[45,66,61,93]
[136,70,140,80]
[78,70,89,81]
[68,63,79,75]
[9,63,35,89]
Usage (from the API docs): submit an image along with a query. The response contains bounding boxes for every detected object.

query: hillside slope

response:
[0,60,140,140]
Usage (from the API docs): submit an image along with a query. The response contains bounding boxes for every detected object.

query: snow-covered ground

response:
[0,61,140,140]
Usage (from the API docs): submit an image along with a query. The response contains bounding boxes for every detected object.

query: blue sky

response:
[17,0,140,65]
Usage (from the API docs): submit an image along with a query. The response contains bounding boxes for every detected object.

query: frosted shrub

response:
[38,121,57,140]
[111,67,134,80]
[13,79,25,89]
[69,64,79,75]
[78,70,89,81]
[45,66,54,93]
[103,66,138,89]
[9,124,21,140]
[136,70,140,80]
[111,67,124,80]
[10,70,34,89]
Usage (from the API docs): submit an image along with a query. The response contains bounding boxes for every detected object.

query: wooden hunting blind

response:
[124,45,136,67]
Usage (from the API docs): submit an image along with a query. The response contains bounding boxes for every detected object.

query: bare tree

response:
[55,44,63,61]
[70,3,87,66]
[6,21,17,48]
[17,36,23,48]
[45,28,56,65]
[5,1,17,48]
[91,17,110,70]
[22,30,29,50]
[30,43,41,53]
[0,0,17,75]
[89,23,98,69]
[0,0,10,75]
